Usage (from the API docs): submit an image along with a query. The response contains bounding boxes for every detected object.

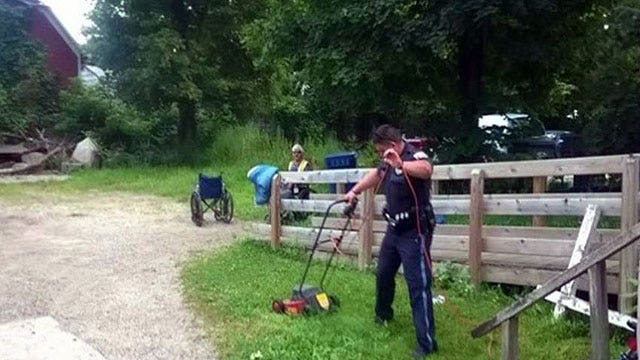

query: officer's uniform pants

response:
[376,227,437,353]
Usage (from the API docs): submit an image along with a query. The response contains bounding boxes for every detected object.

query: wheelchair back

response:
[198,173,223,200]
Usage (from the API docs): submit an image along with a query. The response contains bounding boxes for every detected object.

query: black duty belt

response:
[383,205,435,234]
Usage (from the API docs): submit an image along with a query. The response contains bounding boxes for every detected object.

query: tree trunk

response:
[458,29,485,132]
[177,100,197,162]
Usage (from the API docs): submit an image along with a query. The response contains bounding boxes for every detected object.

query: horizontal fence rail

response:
[293,192,625,216]
[280,154,633,183]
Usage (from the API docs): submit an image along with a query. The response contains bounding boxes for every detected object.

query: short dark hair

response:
[371,124,402,144]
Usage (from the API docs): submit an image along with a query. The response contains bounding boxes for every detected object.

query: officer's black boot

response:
[412,344,437,359]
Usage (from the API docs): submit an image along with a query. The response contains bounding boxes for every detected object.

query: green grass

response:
[182,240,628,360]
[0,165,275,220]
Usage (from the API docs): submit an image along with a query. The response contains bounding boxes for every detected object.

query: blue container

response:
[325,152,357,193]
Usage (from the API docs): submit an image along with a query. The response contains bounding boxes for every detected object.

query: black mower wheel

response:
[303,305,317,316]
[272,300,285,314]
[329,295,341,309]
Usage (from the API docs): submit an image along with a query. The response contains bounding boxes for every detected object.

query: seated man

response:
[282,143,313,199]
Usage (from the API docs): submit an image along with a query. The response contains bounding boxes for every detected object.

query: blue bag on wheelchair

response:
[198,173,223,200]
[247,164,279,205]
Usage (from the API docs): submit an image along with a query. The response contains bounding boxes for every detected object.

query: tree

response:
[571,1,640,154]
[251,0,613,162]
[248,0,456,141]
[87,0,265,161]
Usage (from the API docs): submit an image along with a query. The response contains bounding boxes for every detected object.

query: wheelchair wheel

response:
[190,191,204,226]
[219,191,234,223]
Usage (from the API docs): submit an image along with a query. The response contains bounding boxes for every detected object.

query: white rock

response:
[72,138,100,166]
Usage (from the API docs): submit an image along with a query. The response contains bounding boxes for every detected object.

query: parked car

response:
[403,136,441,162]
[478,113,583,160]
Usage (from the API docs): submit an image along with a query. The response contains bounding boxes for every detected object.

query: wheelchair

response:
[190,173,234,226]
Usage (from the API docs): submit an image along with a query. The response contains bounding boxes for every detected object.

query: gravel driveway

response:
[0,192,242,359]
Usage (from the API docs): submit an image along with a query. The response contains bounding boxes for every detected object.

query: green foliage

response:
[574,1,640,155]
[206,124,346,170]
[11,68,60,132]
[433,262,473,296]
[247,0,613,163]
[86,0,268,161]
[249,0,456,139]
[56,82,166,164]
[240,25,322,144]
[0,1,60,135]
[0,2,46,87]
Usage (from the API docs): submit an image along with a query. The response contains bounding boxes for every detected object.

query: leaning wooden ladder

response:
[471,213,640,360]
[542,204,635,332]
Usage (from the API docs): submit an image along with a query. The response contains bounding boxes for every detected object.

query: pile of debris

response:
[0,132,99,176]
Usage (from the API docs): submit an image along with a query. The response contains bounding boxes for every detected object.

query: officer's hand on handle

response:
[383,148,403,169]
[344,190,358,205]
[343,196,358,217]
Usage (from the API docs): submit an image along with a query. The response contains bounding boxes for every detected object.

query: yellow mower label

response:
[316,292,330,310]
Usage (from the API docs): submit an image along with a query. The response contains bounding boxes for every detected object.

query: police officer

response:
[344,124,436,359]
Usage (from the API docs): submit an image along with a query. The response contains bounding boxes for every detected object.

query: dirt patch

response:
[0,174,69,184]
[0,192,242,359]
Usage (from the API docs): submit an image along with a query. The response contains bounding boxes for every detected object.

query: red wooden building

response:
[9,0,82,86]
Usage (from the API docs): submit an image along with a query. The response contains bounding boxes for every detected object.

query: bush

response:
[433,261,473,296]
[0,84,16,133]
[0,68,60,136]
[56,82,164,165]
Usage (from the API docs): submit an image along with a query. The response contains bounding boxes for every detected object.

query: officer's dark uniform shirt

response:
[377,142,431,225]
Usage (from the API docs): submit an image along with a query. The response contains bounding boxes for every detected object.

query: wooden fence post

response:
[358,187,375,270]
[501,316,518,360]
[532,176,547,227]
[432,180,440,195]
[589,260,609,360]
[270,174,282,248]
[469,169,485,285]
[620,156,639,313]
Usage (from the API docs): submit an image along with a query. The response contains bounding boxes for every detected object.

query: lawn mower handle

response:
[297,198,358,295]
[343,198,358,217]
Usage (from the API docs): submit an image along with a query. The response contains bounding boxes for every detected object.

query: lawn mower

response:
[617,319,638,360]
[272,198,358,316]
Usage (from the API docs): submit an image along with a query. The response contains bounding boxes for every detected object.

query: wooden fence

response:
[250,154,640,312]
